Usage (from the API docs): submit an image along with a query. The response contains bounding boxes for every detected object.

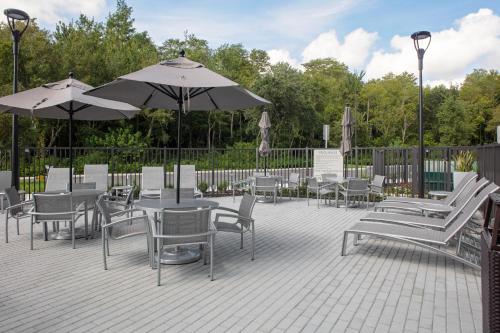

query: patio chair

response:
[306,177,336,208]
[321,173,338,182]
[338,178,370,210]
[368,175,385,203]
[94,186,136,234]
[232,177,251,203]
[84,164,108,192]
[45,167,71,192]
[286,172,300,200]
[30,193,79,249]
[140,167,164,199]
[174,164,202,198]
[0,171,12,211]
[67,182,97,191]
[360,182,498,230]
[4,187,32,243]
[214,194,257,260]
[373,177,488,217]
[341,182,499,269]
[160,188,195,199]
[150,207,216,285]
[383,171,476,205]
[95,195,150,270]
[254,176,279,205]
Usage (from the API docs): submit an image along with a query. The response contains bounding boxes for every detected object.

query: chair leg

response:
[5,212,8,243]
[43,222,48,241]
[210,235,214,281]
[106,238,110,256]
[341,231,348,256]
[157,239,161,286]
[72,218,75,249]
[84,210,88,240]
[16,219,19,235]
[240,232,244,249]
[52,222,56,232]
[30,216,34,250]
[251,223,255,261]
[102,229,108,270]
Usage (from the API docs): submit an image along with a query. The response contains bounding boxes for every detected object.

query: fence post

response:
[305,147,309,177]
[355,147,359,178]
[110,147,115,187]
[411,147,419,197]
[211,148,216,194]
[445,147,451,191]
[255,147,259,173]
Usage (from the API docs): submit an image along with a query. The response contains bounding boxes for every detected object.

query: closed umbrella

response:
[85,50,270,203]
[340,106,353,155]
[258,111,272,176]
[0,73,140,191]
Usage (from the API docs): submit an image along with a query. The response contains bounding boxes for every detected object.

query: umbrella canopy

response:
[85,51,270,203]
[340,106,354,155]
[0,73,140,191]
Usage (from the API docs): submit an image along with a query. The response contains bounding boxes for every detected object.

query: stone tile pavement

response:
[0,196,481,332]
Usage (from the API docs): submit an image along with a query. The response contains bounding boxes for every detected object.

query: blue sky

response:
[2,0,500,84]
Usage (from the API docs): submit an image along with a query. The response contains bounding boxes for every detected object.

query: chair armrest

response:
[151,229,217,240]
[213,206,239,214]
[29,210,79,216]
[109,208,143,217]
[102,214,148,228]
[6,201,31,212]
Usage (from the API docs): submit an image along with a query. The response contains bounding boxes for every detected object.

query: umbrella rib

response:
[206,91,219,109]
[73,104,91,113]
[190,87,214,99]
[145,82,177,100]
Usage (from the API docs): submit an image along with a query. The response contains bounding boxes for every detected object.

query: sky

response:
[1,0,499,86]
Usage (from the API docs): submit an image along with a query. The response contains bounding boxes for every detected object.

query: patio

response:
[0,196,481,333]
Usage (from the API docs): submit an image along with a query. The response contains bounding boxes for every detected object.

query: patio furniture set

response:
[3,163,258,286]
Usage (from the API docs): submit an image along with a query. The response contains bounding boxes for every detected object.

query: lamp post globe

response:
[4,8,30,190]
[411,30,431,198]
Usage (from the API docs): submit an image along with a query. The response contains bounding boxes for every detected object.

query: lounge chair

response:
[84,164,108,192]
[45,167,71,192]
[383,172,476,205]
[373,177,489,216]
[360,182,498,230]
[341,182,499,269]
[140,167,164,199]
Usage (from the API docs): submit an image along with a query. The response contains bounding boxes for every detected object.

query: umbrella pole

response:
[264,156,267,176]
[176,94,182,204]
[69,102,73,192]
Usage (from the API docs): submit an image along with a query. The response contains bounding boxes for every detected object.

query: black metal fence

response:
[0,144,498,196]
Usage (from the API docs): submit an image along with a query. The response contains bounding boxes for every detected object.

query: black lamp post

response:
[411,30,431,198]
[4,8,30,190]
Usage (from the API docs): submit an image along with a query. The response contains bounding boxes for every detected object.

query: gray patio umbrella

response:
[85,51,270,203]
[258,111,272,176]
[0,73,140,191]
[340,106,354,155]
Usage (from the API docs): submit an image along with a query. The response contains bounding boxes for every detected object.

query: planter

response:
[453,171,469,190]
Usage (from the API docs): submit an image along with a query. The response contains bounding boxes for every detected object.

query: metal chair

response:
[174,164,203,198]
[160,188,195,199]
[286,173,300,200]
[84,164,108,192]
[369,175,386,204]
[150,207,216,285]
[30,193,78,249]
[0,171,12,211]
[4,187,32,243]
[45,167,71,192]
[140,167,164,199]
[253,177,278,205]
[338,178,370,210]
[95,195,150,270]
[67,182,97,191]
[214,194,257,260]
[306,177,335,208]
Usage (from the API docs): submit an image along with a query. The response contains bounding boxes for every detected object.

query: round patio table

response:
[135,198,219,265]
[46,189,105,240]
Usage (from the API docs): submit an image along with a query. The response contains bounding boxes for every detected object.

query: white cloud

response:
[302,28,378,68]
[365,8,500,83]
[267,49,302,69]
[0,0,107,26]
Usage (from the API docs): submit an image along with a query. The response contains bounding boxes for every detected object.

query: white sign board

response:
[313,149,343,178]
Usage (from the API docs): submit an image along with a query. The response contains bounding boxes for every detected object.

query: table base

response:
[156,246,201,265]
[49,227,87,240]
[256,195,275,203]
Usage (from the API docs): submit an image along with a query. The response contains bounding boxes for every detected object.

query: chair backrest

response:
[347,178,369,191]
[96,195,146,239]
[307,177,318,189]
[68,182,96,191]
[5,187,21,215]
[253,172,265,177]
[289,172,300,185]
[442,178,489,225]
[123,185,135,205]
[173,165,197,189]
[160,188,195,199]
[84,164,108,191]
[371,175,385,194]
[33,193,73,221]
[45,167,71,192]
[0,171,12,193]
[158,207,212,246]
[444,182,500,242]
[255,177,277,189]
[238,193,257,228]
[141,167,164,190]
[321,173,338,182]
[444,172,477,205]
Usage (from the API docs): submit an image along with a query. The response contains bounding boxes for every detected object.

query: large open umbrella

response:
[0,73,140,191]
[85,51,270,203]
[258,111,272,176]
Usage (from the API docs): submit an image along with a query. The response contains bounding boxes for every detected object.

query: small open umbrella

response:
[0,73,140,191]
[258,111,272,176]
[85,51,270,203]
[340,106,353,155]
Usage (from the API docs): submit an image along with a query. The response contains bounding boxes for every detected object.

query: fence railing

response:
[0,144,498,196]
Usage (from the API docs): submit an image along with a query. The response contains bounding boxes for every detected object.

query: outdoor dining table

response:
[46,189,105,240]
[134,198,219,265]
[320,176,348,208]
